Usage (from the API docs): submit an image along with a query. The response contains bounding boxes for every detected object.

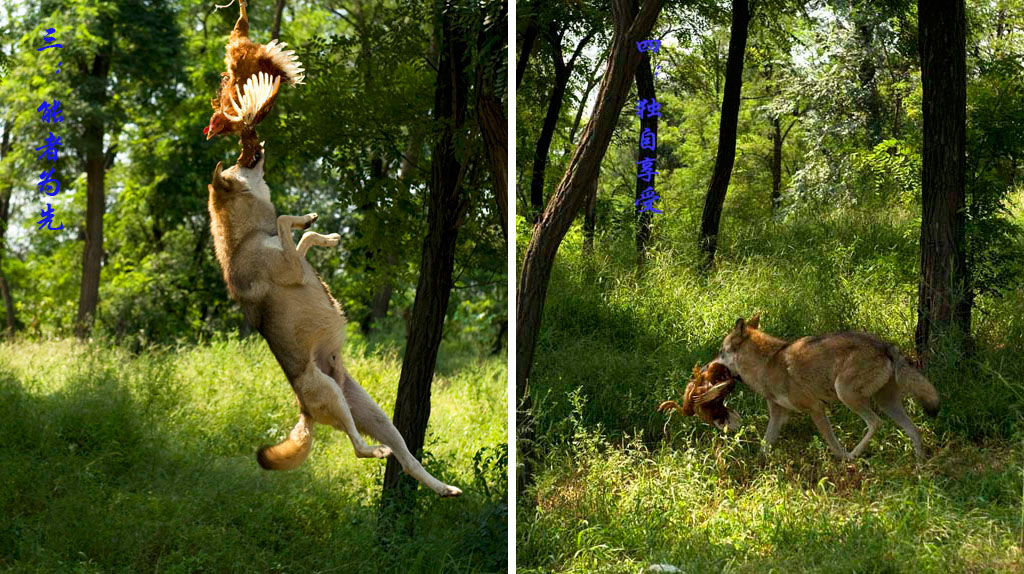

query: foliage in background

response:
[0,0,506,349]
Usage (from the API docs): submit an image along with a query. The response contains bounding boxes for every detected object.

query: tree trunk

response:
[517,0,661,489]
[75,51,112,339]
[771,116,782,212]
[635,52,656,265]
[0,120,16,336]
[75,120,106,338]
[271,0,286,40]
[517,19,539,90]
[530,30,594,217]
[530,67,568,214]
[915,0,969,360]
[582,175,597,255]
[697,0,749,269]
[479,91,508,244]
[569,65,598,146]
[381,4,470,511]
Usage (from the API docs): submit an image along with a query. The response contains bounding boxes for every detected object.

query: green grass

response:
[517,198,1024,573]
[0,335,507,573]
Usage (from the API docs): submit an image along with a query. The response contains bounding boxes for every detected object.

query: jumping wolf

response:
[713,314,939,460]
[207,152,461,497]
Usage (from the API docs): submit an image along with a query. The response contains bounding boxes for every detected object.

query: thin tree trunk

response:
[568,52,606,147]
[75,51,112,339]
[0,120,16,336]
[635,52,656,265]
[75,122,106,337]
[697,0,749,269]
[517,0,661,489]
[381,4,470,512]
[530,65,569,213]
[530,30,595,216]
[771,116,782,212]
[271,0,286,40]
[517,20,539,90]
[915,0,969,360]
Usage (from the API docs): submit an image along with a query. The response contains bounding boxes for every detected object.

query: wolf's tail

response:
[257,412,313,470]
[886,346,940,417]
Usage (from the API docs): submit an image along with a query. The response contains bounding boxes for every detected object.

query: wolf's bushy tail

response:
[257,412,313,470]
[886,346,940,416]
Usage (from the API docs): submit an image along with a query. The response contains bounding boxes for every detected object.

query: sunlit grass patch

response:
[0,336,507,573]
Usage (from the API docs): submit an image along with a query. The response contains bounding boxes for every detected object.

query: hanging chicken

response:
[658,361,741,432]
[204,0,305,167]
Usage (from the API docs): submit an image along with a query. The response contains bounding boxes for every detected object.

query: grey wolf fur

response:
[715,314,939,460]
[207,152,461,497]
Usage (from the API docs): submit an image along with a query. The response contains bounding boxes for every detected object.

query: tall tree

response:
[697,0,750,269]
[381,0,472,511]
[915,0,969,359]
[517,0,662,487]
[529,25,595,214]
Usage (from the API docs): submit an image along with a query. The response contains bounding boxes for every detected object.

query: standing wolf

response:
[207,153,461,497]
[715,314,939,460]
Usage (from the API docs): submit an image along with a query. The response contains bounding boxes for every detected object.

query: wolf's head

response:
[208,147,270,205]
[716,313,760,372]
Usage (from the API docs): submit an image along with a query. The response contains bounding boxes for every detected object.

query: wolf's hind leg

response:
[839,390,880,458]
[297,363,391,459]
[876,380,926,458]
[341,372,462,498]
[296,231,341,259]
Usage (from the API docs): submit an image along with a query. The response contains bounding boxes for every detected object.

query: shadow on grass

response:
[0,362,505,574]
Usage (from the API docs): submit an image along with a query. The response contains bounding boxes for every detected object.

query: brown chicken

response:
[204,0,305,167]
[658,361,741,432]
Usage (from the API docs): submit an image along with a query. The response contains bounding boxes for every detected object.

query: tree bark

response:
[0,120,17,336]
[517,0,661,489]
[915,0,969,360]
[635,52,656,265]
[381,4,470,510]
[271,0,286,40]
[582,175,597,255]
[697,0,749,269]
[479,90,508,244]
[529,59,569,213]
[75,118,105,338]
[517,19,539,90]
[771,116,782,212]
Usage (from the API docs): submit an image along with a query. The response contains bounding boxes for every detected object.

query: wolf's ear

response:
[734,317,745,332]
[748,313,760,330]
[211,161,234,194]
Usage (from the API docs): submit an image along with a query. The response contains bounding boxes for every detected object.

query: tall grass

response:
[0,334,507,573]
[518,196,1024,572]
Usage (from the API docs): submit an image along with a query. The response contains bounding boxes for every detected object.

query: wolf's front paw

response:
[302,213,318,229]
[438,484,462,498]
[324,233,341,247]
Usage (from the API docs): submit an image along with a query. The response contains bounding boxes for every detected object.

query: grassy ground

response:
[517,201,1024,573]
[0,334,507,573]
